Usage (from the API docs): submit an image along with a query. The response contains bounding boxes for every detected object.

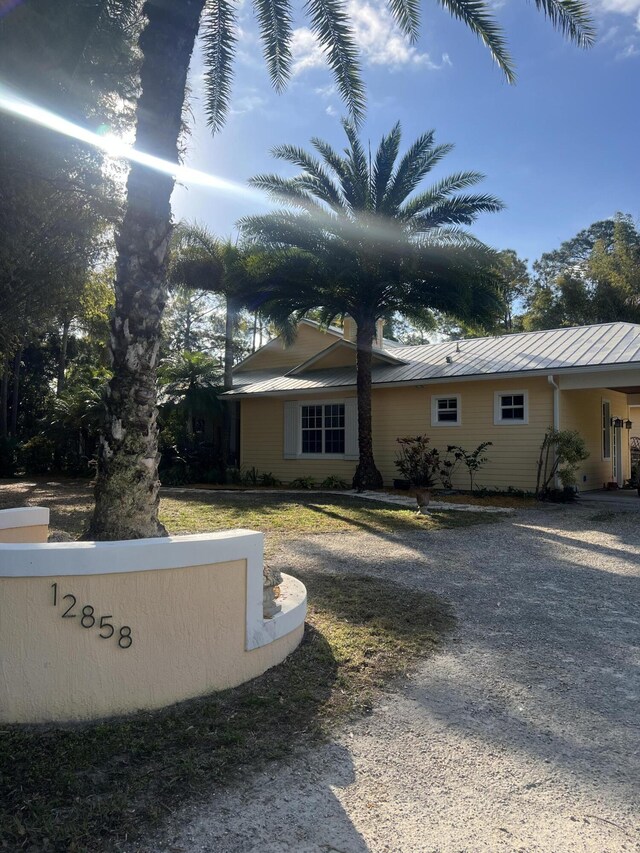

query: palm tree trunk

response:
[353,317,383,490]
[88,0,205,541]
[57,318,70,396]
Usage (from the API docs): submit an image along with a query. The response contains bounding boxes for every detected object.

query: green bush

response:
[18,435,56,475]
[259,471,281,487]
[320,475,349,489]
[290,476,316,489]
[394,436,440,488]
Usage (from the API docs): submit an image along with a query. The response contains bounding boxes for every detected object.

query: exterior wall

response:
[235,323,339,373]
[0,531,306,724]
[560,388,630,489]
[0,507,49,543]
[241,376,555,492]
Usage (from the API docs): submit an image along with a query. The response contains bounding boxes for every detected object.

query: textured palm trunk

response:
[352,317,384,491]
[0,357,8,439]
[87,0,205,541]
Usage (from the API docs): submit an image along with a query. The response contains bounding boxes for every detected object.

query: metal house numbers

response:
[50,583,133,649]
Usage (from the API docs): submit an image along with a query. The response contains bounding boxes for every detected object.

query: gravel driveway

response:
[148,506,639,853]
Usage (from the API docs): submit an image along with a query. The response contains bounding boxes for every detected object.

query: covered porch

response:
[557,369,639,491]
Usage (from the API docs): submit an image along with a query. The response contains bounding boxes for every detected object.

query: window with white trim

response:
[494,391,528,424]
[431,395,461,426]
[301,403,345,454]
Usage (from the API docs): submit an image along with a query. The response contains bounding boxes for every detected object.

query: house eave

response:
[225,361,640,399]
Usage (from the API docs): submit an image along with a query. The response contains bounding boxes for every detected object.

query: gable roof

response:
[227,322,640,397]
[286,339,407,375]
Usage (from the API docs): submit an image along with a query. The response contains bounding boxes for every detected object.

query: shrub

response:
[242,466,260,486]
[290,476,316,489]
[394,436,440,488]
[439,446,463,490]
[446,442,492,493]
[320,475,349,489]
[259,471,281,487]
[535,428,589,499]
[18,435,56,475]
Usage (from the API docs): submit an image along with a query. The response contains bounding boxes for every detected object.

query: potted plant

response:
[394,436,440,512]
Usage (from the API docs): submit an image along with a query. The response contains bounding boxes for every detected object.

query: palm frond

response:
[248,173,328,214]
[272,144,345,208]
[372,122,402,211]
[384,137,453,213]
[399,171,485,218]
[410,193,505,229]
[533,0,595,47]
[304,0,365,124]
[341,118,370,209]
[201,0,237,134]
[437,0,514,83]
[253,0,293,90]
[387,0,420,42]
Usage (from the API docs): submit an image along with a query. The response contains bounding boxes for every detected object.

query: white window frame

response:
[494,390,528,425]
[299,400,347,459]
[431,394,461,427]
[602,398,611,461]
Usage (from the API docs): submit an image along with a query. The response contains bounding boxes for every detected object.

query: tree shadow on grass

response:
[0,575,452,853]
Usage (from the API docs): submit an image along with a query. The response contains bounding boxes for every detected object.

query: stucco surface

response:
[0,524,49,543]
[0,558,305,723]
[141,505,639,853]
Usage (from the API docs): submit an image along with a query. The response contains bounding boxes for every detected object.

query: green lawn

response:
[0,478,497,541]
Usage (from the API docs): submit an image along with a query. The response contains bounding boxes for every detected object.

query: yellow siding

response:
[305,344,356,370]
[560,388,630,489]
[241,377,555,491]
[235,324,339,373]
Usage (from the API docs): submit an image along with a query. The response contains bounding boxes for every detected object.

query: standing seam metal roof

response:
[226,322,640,396]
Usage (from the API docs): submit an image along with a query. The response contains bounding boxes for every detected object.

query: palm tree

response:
[242,120,505,489]
[158,350,222,439]
[88,0,594,538]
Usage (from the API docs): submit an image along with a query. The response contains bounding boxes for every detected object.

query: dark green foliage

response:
[320,475,349,489]
[394,436,441,488]
[535,428,589,498]
[447,441,492,492]
[18,435,56,475]
[0,438,18,477]
[290,475,317,489]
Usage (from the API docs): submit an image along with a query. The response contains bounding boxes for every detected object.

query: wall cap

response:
[0,506,50,531]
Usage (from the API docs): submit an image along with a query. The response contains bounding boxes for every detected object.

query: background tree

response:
[523,214,640,329]
[243,120,505,489]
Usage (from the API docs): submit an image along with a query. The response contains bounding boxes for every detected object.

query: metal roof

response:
[226,322,640,397]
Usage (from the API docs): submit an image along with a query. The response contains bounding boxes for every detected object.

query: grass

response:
[0,478,497,541]
[0,573,453,852]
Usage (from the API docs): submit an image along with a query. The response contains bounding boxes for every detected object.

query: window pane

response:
[513,407,524,419]
[302,430,322,453]
[502,395,513,406]
[324,404,345,428]
[502,408,514,419]
[513,394,524,406]
[438,411,458,422]
[325,429,345,454]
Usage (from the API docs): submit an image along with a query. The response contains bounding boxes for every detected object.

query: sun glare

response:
[0,83,262,203]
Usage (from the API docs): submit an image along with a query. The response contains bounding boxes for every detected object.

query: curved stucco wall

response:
[0,506,50,543]
[0,523,306,724]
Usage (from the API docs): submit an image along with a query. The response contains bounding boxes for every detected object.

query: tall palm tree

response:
[242,120,505,489]
[88,0,594,538]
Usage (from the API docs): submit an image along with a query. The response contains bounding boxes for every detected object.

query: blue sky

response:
[172,0,640,265]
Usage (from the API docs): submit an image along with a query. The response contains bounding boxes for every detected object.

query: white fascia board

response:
[0,506,50,530]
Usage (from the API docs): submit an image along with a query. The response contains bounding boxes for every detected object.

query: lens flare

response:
[0,83,264,203]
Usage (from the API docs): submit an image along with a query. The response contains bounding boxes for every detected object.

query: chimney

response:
[342,316,385,348]
[342,316,357,342]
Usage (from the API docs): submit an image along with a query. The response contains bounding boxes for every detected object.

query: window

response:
[301,403,345,454]
[602,399,611,460]
[431,395,461,426]
[494,391,528,424]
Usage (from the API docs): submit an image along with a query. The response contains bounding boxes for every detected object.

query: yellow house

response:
[226,320,640,493]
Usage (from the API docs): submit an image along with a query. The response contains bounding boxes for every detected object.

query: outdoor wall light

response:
[625,420,633,430]
[611,417,624,428]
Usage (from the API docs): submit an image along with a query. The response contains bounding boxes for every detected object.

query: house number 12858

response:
[50,583,133,649]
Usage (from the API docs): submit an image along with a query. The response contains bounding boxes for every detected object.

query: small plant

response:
[447,442,492,493]
[394,436,440,488]
[225,467,243,485]
[320,475,349,489]
[290,475,316,489]
[242,466,261,486]
[259,471,281,487]
[439,446,463,490]
[535,428,589,499]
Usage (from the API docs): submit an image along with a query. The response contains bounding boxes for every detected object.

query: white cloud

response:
[230,90,267,115]
[616,41,640,56]
[325,104,338,117]
[595,0,640,13]
[290,0,451,75]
